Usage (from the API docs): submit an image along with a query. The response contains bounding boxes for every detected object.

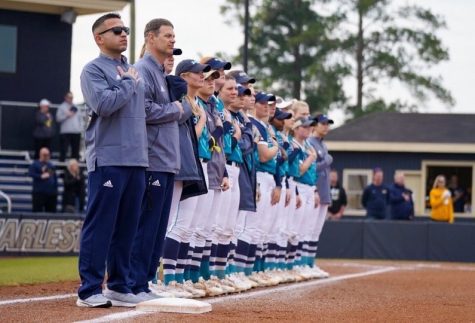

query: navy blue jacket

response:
[29,160,58,195]
[362,184,389,219]
[172,95,207,200]
[234,112,257,212]
[389,183,414,220]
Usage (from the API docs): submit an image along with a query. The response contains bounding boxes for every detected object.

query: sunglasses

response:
[98,26,130,36]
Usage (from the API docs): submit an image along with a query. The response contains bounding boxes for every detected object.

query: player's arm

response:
[80,64,137,117]
[299,148,317,176]
[194,106,207,138]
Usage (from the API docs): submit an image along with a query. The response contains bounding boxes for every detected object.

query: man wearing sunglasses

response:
[77,13,148,308]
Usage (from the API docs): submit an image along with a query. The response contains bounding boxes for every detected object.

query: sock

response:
[175,242,189,284]
[162,237,180,285]
[234,240,250,274]
[215,243,230,279]
[209,243,218,277]
[246,244,257,276]
[190,246,203,283]
[200,240,212,280]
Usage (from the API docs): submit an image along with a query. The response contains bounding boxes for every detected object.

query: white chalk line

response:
[74,266,397,323]
[0,293,76,306]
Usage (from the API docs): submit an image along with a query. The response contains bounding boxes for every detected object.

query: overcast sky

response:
[70,0,475,124]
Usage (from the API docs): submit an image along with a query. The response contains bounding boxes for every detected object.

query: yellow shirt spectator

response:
[429,175,454,223]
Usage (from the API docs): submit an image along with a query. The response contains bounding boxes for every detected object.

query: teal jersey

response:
[211,96,233,156]
[287,135,301,178]
[227,111,244,164]
[251,118,276,174]
[272,126,288,178]
[195,99,212,160]
[293,138,318,186]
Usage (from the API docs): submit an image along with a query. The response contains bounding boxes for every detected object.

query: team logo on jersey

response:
[103,180,113,188]
[152,179,161,187]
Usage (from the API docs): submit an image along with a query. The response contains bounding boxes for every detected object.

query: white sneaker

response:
[238,273,258,288]
[166,281,194,298]
[228,274,252,291]
[103,289,142,307]
[194,278,224,297]
[149,281,174,298]
[183,280,206,298]
[210,276,236,294]
[76,294,112,308]
[313,266,330,278]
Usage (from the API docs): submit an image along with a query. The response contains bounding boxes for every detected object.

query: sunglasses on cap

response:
[98,26,130,36]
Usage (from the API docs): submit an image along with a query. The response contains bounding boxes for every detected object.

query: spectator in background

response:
[33,99,54,159]
[56,91,83,161]
[62,159,86,213]
[361,168,389,219]
[430,175,454,223]
[389,171,414,220]
[29,147,57,212]
[327,170,347,220]
[448,175,466,213]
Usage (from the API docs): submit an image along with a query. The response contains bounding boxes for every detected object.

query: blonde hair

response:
[433,175,446,188]
[291,100,309,114]
[139,43,146,59]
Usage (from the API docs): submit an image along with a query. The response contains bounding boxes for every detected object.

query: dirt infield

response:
[1,260,474,322]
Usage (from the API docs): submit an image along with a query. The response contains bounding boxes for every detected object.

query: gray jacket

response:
[308,136,333,205]
[80,54,148,172]
[135,53,182,173]
[56,101,84,134]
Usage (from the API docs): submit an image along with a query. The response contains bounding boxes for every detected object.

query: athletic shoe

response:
[222,276,248,292]
[135,291,159,301]
[183,280,206,298]
[248,272,271,287]
[76,294,112,308]
[165,281,193,298]
[210,276,236,294]
[259,272,280,286]
[312,266,330,278]
[287,269,306,282]
[228,274,252,291]
[149,281,174,298]
[238,272,258,288]
[103,289,143,307]
[194,278,224,297]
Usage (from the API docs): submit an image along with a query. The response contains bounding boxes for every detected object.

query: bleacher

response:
[0,150,86,213]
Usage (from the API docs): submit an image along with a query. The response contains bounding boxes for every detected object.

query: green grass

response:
[0,257,78,286]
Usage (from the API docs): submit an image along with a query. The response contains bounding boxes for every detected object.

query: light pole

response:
[243,0,250,72]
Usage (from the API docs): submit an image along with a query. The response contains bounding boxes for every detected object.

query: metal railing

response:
[0,189,12,213]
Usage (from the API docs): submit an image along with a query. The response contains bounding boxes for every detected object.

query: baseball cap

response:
[313,114,334,124]
[228,70,256,84]
[39,99,50,106]
[272,108,292,121]
[175,59,211,76]
[172,48,183,55]
[276,96,294,109]
[204,69,220,80]
[292,117,317,130]
[200,56,232,70]
[237,85,251,96]
[255,92,276,104]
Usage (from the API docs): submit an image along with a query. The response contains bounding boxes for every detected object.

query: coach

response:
[129,18,185,296]
[77,13,148,308]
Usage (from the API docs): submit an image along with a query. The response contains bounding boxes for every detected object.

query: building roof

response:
[327,112,475,144]
[0,0,129,16]
[325,112,475,154]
